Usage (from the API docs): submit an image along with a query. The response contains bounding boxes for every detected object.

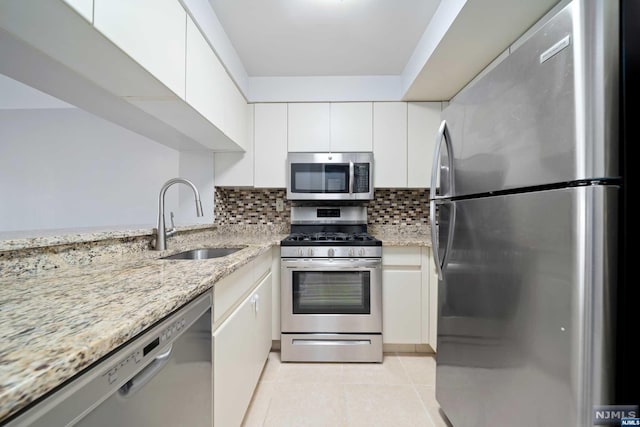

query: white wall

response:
[0,108,212,232]
[178,150,215,225]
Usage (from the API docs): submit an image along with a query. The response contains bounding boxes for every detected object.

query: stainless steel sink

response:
[161,247,244,260]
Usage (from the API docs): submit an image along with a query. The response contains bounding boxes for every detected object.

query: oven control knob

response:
[308,248,314,257]
[348,248,355,257]
[297,248,304,257]
[359,248,365,256]
[328,248,335,257]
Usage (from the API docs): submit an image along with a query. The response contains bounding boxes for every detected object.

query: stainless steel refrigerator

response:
[430,1,636,426]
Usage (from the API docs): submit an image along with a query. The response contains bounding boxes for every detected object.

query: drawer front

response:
[253,251,271,283]
[213,260,254,326]
[382,246,421,266]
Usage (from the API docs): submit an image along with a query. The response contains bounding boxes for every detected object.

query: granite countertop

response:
[0,223,214,252]
[0,231,286,424]
[0,223,428,422]
[370,225,432,247]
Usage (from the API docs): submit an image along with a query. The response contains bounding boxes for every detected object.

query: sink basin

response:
[161,247,244,260]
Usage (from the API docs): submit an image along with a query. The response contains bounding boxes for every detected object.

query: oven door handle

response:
[281,259,381,269]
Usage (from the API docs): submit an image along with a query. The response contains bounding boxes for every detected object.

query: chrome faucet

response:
[155,178,204,250]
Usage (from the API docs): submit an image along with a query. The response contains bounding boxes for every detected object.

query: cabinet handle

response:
[254,294,259,314]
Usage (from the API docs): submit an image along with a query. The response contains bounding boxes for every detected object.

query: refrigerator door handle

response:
[431,120,454,199]
[430,200,442,278]
[430,199,455,279]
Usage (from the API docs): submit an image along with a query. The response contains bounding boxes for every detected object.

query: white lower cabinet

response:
[212,262,272,427]
[382,246,437,350]
[382,269,422,343]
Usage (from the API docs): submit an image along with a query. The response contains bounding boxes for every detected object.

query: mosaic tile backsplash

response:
[214,188,292,226]
[366,189,429,226]
[214,188,429,226]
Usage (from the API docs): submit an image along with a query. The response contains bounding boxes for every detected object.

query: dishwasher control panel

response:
[102,315,189,386]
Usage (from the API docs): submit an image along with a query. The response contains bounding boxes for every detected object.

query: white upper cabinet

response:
[93,0,186,99]
[186,16,226,130]
[223,78,251,150]
[373,102,407,188]
[408,102,442,188]
[62,0,93,22]
[2,1,249,152]
[288,103,373,152]
[186,16,251,151]
[216,102,288,188]
[214,105,255,187]
[330,103,373,152]
[287,103,331,152]
[254,104,288,188]
[243,101,443,189]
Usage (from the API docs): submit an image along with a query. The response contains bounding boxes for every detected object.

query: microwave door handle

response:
[349,161,354,194]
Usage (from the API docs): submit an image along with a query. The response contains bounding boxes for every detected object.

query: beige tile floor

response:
[241,352,452,427]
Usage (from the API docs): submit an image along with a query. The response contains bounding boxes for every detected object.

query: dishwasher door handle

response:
[118,344,173,398]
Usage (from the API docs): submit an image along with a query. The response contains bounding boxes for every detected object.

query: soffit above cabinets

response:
[202,0,561,102]
[208,0,440,77]
[0,0,563,111]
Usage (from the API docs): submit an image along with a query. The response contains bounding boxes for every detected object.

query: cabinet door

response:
[62,0,92,22]
[93,0,186,98]
[271,247,281,340]
[373,102,407,188]
[213,273,272,427]
[288,103,330,152]
[255,272,273,367]
[330,103,373,152]
[185,16,226,129]
[223,78,251,151]
[426,248,438,351]
[382,269,422,343]
[255,103,288,188]
[214,105,254,187]
[407,102,442,188]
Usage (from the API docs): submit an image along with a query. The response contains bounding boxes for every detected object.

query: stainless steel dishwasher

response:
[6,292,212,427]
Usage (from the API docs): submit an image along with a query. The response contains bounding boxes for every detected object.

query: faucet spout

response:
[155,178,204,251]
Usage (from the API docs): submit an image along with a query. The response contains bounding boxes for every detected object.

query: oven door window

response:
[292,271,371,314]
[290,163,349,193]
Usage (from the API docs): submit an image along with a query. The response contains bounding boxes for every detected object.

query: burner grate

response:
[284,232,375,243]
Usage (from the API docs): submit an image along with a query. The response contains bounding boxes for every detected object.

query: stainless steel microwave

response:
[286,152,374,201]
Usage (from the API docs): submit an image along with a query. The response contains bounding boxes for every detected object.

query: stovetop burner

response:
[285,232,376,243]
[281,205,382,249]
[281,228,381,247]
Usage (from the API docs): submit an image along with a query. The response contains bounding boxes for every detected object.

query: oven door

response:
[281,258,382,333]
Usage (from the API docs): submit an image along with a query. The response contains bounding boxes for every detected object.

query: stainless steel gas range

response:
[280,205,382,363]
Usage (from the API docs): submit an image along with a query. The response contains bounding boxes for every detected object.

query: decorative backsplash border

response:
[214,188,429,226]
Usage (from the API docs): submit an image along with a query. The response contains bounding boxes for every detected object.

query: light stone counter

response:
[0,223,214,252]
[0,229,286,423]
[369,225,432,247]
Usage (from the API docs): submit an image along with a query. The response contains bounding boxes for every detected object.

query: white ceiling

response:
[204,0,562,102]
[208,0,441,77]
